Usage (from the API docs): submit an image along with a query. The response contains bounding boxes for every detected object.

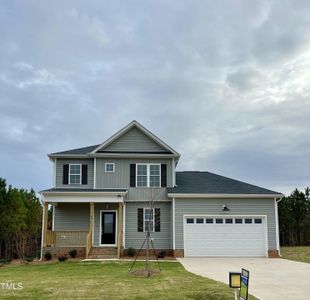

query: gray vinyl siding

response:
[174,198,277,250]
[93,203,119,246]
[54,203,89,230]
[125,202,172,249]
[96,158,172,200]
[56,158,94,189]
[102,127,168,153]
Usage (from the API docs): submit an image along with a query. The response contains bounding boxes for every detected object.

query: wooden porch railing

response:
[46,230,88,247]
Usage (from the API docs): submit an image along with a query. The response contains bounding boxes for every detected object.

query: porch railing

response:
[46,230,88,247]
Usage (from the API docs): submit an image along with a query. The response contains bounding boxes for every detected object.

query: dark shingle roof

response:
[40,188,127,193]
[49,144,100,156]
[167,171,281,195]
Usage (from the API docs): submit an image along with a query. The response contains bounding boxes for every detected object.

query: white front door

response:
[184,216,267,257]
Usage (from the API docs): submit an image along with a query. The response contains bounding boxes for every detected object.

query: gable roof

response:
[48,120,180,158]
[167,171,282,197]
[91,120,180,156]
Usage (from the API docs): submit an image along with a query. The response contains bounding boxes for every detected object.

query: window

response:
[144,208,154,232]
[216,218,223,224]
[186,218,194,224]
[254,218,262,224]
[150,164,160,187]
[136,164,161,187]
[105,163,115,173]
[196,218,204,224]
[206,218,214,224]
[137,164,148,187]
[225,218,233,224]
[69,164,81,184]
[245,218,253,224]
[235,218,243,224]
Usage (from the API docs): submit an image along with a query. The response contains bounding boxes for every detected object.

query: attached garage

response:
[184,215,268,257]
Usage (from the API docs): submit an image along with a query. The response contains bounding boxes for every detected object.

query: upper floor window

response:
[105,163,115,173]
[136,164,160,187]
[69,164,81,184]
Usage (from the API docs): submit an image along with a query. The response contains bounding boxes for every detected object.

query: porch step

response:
[88,247,118,259]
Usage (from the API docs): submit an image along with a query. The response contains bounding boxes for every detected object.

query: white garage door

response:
[184,216,267,257]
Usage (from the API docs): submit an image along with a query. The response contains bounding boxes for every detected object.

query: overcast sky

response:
[0,0,309,195]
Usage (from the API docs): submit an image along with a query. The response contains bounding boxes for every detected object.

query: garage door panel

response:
[184,216,267,257]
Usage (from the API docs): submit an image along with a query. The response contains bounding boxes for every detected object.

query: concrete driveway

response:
[178,258,310,300]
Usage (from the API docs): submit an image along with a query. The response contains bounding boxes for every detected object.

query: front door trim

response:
[99,210,118,247]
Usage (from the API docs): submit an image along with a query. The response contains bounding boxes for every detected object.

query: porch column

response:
[90,202,94,244]
[117,203,123,258]
[43,202,49,247]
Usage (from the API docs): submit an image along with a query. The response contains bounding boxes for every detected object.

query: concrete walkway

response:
[178,258,310,300]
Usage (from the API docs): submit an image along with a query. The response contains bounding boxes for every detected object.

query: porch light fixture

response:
[222,204,230,212]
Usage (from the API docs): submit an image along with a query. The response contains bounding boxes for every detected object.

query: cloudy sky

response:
[0,0,309,195]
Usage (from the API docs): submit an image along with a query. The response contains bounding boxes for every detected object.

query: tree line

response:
[279,187,310,246]
[0,178,42,260]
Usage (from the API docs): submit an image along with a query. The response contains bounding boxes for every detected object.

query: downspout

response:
[275,196,283,257]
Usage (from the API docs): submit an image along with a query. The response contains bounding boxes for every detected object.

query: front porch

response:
[41,190,127,259]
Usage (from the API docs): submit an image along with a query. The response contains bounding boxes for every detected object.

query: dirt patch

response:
[129,268,161,277]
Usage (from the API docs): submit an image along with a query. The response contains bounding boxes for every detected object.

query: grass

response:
[281,246,310,264]
[0,261,256,300]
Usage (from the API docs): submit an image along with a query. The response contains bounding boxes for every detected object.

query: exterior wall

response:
[54,203,89,231]
[174,198,277,250]
[125,201,172,250]
[55,158,94,189]
[96,158,173,199]
[93,203,119,246]
[101,127,168,153]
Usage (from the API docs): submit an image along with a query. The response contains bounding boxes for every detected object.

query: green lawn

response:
[0,261,255,300]
[281,246,310,264]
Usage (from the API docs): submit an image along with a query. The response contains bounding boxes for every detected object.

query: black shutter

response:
[161,164,167,187]
[63,164,69,185]
[137,208,143,232]
[130,164,136,187]
[155,208,160,232]
[82,164,88,185]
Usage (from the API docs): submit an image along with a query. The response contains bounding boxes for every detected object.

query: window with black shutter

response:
[155,208,160,232]
[130,164,136,187]
[161,164,167,187]
[63,164,69,185]
[137,208,143,232]
[82,164,88,185]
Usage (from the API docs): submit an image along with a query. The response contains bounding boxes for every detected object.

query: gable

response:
[97,126,171,153]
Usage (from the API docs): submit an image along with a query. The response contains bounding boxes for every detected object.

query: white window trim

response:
[143,207,155,232]
[105,162,115,173]
[69,164,82,185]
[136,163,161,188]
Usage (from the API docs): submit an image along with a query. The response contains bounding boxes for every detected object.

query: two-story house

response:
[40,120,283,259]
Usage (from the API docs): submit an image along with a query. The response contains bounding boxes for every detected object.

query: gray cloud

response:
[0,0,309,195]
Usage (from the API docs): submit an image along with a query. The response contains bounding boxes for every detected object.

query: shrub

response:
[69,249,78,258]
[44,251,52,261]
[24,256,34,263]
[157,250,166,259]
[126,247,136,257]
[58,255,68,262]
[0,258,10,266]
